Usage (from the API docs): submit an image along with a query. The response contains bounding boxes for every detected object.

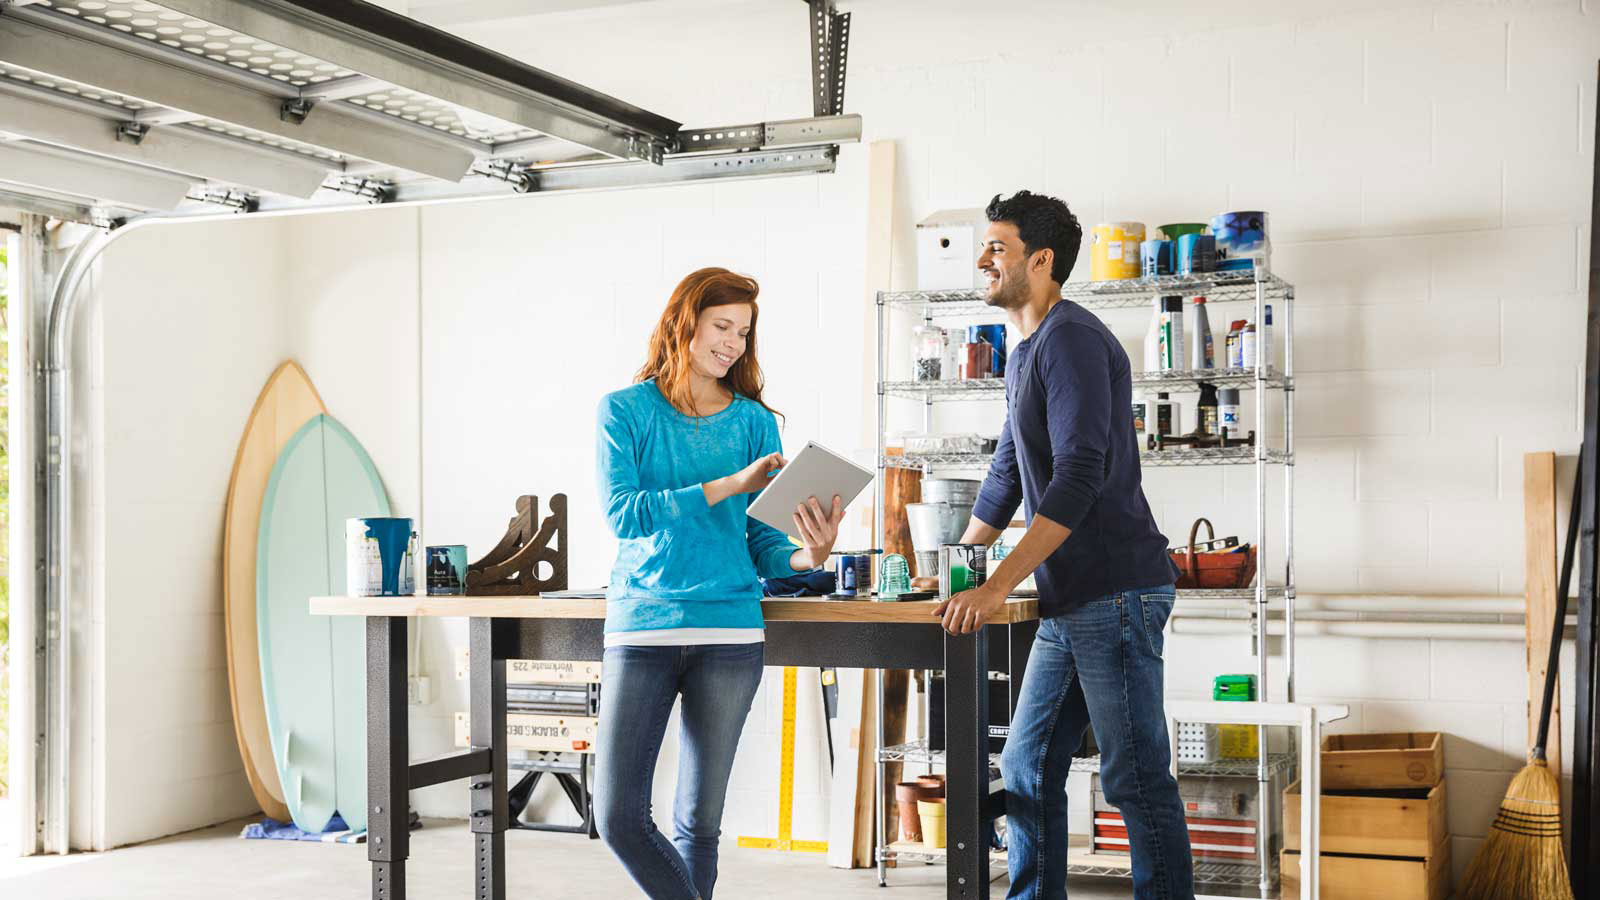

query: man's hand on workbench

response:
[934,580,1008,635]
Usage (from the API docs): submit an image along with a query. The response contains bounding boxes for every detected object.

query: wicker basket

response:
[1169,518,1257,590]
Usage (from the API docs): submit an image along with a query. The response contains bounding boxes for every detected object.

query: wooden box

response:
[1283,778,1446,858]
[1321,732,1443,790]
[1280,844,1450,900]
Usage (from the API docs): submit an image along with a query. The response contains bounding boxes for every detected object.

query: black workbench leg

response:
[945,627,990,900]
[470,617,510,900]
[368,616,410,900]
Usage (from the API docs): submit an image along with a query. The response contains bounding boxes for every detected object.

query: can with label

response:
[938,543,989,599]
[426,544,468,596]
[347,517,417,597]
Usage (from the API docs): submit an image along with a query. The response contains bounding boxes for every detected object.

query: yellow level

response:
[737,666,827,854]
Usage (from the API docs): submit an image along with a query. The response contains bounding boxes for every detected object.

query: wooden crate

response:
[1283,778,1446,858]
[1280,845,1450,900]
[1321,732,1443,790]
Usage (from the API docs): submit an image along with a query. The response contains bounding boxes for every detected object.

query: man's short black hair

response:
[985,191,1083,285]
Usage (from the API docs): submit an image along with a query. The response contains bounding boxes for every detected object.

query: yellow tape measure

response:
[737,666,827,853]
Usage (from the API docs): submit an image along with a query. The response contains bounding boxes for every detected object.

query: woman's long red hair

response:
[636,267,780,419]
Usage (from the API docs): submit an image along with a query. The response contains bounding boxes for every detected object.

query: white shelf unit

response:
[871,266,1297,899]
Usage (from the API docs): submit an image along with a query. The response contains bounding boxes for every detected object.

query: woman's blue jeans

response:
[999,586,1195,899]
[594,642,764,900]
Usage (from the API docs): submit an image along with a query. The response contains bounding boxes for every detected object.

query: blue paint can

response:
[1140,239,1173,278]
[1175,233,1216,274]
[967,324,1007,378]
[347,517,416,597]
[426,544,469,596]
[832,552,874,597]
[1210,211,1269,267]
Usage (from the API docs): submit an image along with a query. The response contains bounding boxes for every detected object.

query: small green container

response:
[1213,673,1256,701]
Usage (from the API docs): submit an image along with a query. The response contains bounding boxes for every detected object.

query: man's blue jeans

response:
[594,642,764,900]
[1000,585,1195,899]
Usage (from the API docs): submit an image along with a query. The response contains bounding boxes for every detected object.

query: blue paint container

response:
[347,517,416,597]
[1140,239,1173,278]
[426,544,469,596]
[1175,233,1216,274]
[1210,211,1269,267]
[967,323,1007,378]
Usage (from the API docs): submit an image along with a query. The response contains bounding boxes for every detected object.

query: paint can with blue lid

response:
[347,517,416,596]
[829,550,877,599]
[1141,239,1174,278]
[426,544,468,596]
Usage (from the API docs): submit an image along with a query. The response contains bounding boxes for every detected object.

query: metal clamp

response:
[279,97,316,124]
[472,159,537,193]
[185,187,256,213]
[115,122,149,145]
[323,176,393,204]
[624,135,668,165]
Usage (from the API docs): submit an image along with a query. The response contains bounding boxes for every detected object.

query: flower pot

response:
[894,782,925,842]
[917,798,946,849]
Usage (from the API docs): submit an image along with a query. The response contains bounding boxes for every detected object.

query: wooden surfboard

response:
[258,414,389,833]
[222,361,324,824]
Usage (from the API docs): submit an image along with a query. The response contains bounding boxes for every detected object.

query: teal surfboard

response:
[258,414,389,833]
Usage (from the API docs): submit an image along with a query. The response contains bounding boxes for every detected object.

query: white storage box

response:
[916,208,987,291]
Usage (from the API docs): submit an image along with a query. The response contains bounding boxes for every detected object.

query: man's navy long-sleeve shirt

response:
[971,299,1178,618]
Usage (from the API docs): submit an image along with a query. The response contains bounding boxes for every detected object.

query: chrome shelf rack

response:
[871,264,1298,899]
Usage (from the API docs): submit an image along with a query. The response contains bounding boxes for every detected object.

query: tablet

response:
[747,441,875,541]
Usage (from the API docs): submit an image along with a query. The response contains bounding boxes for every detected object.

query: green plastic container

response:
[1213,673,1256,701]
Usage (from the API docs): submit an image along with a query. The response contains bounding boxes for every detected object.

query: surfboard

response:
[222,361,324,824]
[258,413,390,833]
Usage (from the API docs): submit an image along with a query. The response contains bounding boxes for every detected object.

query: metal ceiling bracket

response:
[472,158,537,194]
[187,187,257,213]
[114,122,148,146]
[625,135,669,165]
[806,0,851,117]
[324,175,394,204]
[279,97,317,125]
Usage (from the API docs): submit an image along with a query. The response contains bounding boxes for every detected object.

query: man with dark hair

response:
[935,191,1193,898]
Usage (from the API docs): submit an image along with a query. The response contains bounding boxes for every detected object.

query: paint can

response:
[1175,233,1216,275]
[1140,239,1173,278]
[1210,211,1270,268]
[832,551,873,597]
[347,517,417,597]
[426,544,469,596]
[968,324,1007,378]
[1115,222,1145,278]
[938,543,988,599]
[1088,223,1127,281]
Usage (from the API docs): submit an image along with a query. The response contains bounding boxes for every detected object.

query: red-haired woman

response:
[594,267,844,899]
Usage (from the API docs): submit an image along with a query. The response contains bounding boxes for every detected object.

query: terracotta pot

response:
[894,782,924,842]
[915,774,946,798]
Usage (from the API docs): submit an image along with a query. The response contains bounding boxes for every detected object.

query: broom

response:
[1459,463,1578,900]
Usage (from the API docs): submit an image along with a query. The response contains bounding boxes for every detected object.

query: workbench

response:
[311,594,1041,900]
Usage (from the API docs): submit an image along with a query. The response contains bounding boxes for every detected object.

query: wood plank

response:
[1524,451,1563,781]
[311,595,1040,624]
[880,450,920,849]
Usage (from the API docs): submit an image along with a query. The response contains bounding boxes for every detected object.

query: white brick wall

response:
[73,0,1599,875]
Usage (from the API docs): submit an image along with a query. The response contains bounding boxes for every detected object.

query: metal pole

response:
[1284,284,1296,705]
[874,291,889,884]
[1572,59,1600,899]
[1253,271,1270,900]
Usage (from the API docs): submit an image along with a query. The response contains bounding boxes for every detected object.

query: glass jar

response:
[913,320,946,382]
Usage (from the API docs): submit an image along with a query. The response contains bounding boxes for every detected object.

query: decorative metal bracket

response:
[806,0,851,117]
[465,494,569,596]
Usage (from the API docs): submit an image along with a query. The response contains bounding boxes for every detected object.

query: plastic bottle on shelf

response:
[1143,296,1162,373]
[1190,296,1214,370]
[1160,296,1185,371]
[1242,324,1258,369]
[1153,393,1181,437]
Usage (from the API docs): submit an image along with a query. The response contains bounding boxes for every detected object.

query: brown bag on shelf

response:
[1169,517,1257,589]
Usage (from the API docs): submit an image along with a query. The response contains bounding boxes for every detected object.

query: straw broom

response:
[1459,465,1578,900]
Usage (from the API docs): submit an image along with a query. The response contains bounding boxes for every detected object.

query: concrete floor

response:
[0,818,1138,899]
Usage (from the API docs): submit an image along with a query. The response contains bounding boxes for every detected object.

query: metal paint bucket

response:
[1175,233,1217,274]
[1210,211,1270,267]
[920,478,981,506]
[426,544,468,596]
[1114,222,1146,279]
[347,517,417,597]
[1140,239,1173,278]
[938,543,988,599]
[1088,223,1126,281]
[907,502,972,556]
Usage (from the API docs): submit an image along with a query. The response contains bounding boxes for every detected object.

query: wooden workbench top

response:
[310,594,1039,625]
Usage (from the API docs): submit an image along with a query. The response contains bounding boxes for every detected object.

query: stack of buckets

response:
[894,774,948,849]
